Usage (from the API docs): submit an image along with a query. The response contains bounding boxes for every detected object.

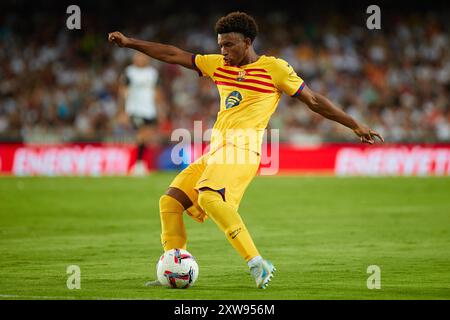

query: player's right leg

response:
[146,156,206,287]
[159,187,196,251]
[145,187,192,287]
[159,158,205,251]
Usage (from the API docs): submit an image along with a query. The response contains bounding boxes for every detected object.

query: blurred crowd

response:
[0,4,449,144]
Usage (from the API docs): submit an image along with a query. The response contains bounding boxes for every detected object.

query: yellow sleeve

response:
[271,58,305,97]
[192,54,223,78]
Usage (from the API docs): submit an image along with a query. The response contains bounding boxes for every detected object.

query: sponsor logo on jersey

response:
[225,91,243,109]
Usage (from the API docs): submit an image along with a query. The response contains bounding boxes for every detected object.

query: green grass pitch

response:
[0,174,449,300]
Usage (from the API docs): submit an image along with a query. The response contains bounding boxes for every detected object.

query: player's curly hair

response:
[215,12,259,43]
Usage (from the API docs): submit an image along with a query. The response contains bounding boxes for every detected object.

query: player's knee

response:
[197,193,207,212]
[197,190,222,213]
[159,194,184,215]
[165,187,193,210]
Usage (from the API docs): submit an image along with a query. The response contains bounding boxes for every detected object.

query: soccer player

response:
[119,52,164,176]
[108,12,384,289]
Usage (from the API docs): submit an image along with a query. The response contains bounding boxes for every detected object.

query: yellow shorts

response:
[169,144,260,222]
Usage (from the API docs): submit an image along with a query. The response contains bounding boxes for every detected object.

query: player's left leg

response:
[197,189,275,289]
[197,188,259,261]
[195,145,276,288]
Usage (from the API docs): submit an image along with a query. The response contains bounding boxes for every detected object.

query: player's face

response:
[218,33,250,66]
[133,52,150,67]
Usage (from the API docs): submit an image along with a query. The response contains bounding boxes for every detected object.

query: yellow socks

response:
[159,190,260,262]
[197,190,260,261]
[159,194,186,251]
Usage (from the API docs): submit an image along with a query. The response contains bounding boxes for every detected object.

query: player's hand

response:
[108,31,129,47]
[353,125,384,144]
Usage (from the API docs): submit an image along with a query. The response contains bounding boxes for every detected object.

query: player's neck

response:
[238,48,260,67]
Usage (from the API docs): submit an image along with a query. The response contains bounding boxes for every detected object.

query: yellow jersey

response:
[193,54,305,153]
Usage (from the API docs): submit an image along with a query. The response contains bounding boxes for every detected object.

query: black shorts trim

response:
[129,116,157,129]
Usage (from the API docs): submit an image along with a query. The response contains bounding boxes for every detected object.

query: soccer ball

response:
[156,248,199,289]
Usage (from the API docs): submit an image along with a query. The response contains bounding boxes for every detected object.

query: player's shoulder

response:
[262,55,294,73]
[197,53,223,58]
[196,54,224,63]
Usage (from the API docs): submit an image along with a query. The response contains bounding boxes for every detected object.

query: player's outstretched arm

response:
[297,85,384,144]
[108,31,194,69]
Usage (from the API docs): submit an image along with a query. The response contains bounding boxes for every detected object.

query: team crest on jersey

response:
[236,70,246,81]
[225,91,243,109]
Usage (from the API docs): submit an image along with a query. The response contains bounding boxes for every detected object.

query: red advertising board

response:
[259,143,450,176]
[0,144,145,176]
[1,143,449,176]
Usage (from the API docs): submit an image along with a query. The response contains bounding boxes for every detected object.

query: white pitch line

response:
[0,294,151,300]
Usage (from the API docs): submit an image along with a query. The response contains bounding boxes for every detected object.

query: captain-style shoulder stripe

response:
[291,82,306,97]
[215,81,275,93]
[213,72,275,89]
[191,54,203,76]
